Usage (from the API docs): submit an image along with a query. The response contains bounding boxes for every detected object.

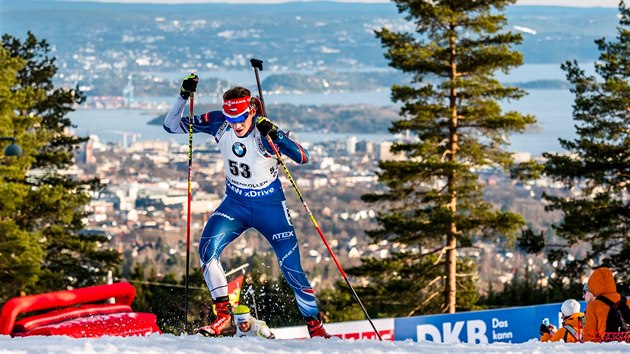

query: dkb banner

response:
[394,301,586,343]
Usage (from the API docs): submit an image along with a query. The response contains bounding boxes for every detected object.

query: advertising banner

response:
[394,301,586,344]
[273,318,394,340]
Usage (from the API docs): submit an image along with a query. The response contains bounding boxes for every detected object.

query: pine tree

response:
[359,0,535,314]
[1,32,121,297]
[539,3,630,291]
[0,47,43,302]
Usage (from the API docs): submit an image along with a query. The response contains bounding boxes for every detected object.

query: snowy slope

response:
[1,334,629,354]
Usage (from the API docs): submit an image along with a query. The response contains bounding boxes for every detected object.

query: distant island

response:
[82,69,571,97]
[508,80,570,90]
[148,103,400,135]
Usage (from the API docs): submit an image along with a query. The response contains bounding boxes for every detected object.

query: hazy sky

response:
[71,0,620,7]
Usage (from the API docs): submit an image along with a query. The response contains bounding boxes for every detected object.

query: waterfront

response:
[68,87,575,155]
[69,62,589,154]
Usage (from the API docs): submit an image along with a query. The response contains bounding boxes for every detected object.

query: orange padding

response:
[12,303,132,334]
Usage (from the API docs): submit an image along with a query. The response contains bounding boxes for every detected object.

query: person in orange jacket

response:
[583,267,622,342]
[540,299,584,342]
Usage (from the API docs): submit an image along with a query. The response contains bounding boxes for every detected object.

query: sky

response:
[1,334,630,354]
[67,0,621,7]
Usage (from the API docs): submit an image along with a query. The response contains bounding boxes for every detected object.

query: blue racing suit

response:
[163,96,319,319]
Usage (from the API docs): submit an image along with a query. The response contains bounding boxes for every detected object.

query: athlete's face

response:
[229,107,256,137]
[237,320,251,332]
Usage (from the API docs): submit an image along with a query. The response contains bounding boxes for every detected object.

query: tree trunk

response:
[445,26,458,314]
[446,232,457,313]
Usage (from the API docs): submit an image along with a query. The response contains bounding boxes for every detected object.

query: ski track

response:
[1,333,629,354]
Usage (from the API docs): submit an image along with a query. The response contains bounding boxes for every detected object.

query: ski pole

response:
[184,88,195,335]
[249,58,382,341]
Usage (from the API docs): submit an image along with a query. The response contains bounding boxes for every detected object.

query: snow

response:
[1,334,629,354]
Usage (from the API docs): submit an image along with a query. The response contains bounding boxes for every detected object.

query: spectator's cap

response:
[560,299,580,317]
[583,283,589,293]
[234,304,251,323]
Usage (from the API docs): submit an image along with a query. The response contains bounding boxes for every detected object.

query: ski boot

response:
[306,313,331,338]
[197,298,236,337]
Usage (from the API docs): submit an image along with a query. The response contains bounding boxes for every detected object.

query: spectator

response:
[583,267,625,342]
[540,299,584,342]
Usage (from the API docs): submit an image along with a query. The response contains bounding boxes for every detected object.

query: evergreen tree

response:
[527,2,629,292]
[0,32,121,298]
[478,268,579,309]
[360,0,535,314]
[0,47,43,302]
[130,266,204,335]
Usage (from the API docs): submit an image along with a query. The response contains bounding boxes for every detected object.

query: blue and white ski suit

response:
[164,96,319,319]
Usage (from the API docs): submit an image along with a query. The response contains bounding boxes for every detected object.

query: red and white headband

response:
[222,96,251,123]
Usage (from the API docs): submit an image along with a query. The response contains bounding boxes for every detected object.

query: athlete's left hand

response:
[256,117,279,140]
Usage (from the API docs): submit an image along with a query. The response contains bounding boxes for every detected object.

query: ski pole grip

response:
[250,58,266,113]
[250,58,264,71]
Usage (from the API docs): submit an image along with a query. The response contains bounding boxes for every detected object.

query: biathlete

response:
[163,74,330,338]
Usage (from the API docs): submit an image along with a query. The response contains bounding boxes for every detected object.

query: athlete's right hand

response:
[256,117,279,140]
[180,73,199,100]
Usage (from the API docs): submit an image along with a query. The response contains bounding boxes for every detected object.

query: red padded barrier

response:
[0,282,160,337]
[13,312,160,338]
[13,304,133,333]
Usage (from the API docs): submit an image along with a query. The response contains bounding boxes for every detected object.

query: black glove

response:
[180,73,199,100]
[539,324,550,335]
[256,117,279,140]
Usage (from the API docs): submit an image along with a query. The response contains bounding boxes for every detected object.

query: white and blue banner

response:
[394,301,586,343]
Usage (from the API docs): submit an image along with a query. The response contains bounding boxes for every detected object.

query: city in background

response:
[0,1,620,299]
